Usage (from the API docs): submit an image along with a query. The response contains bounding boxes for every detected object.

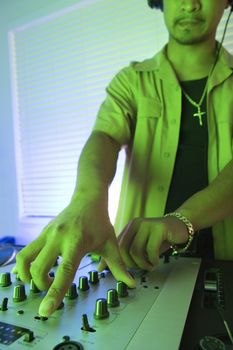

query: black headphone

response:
[148,0,233,11]
[147,0,163,10]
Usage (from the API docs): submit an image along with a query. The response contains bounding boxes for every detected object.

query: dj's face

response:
[163,0,229,45]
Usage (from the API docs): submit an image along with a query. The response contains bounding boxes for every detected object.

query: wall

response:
[0,0,80,242]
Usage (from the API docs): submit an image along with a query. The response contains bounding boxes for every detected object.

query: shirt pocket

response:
[137,97,162,119]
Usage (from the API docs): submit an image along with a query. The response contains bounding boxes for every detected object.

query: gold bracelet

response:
[164,212,195,255]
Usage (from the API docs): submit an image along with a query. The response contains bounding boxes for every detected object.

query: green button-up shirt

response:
[93,44,233,260]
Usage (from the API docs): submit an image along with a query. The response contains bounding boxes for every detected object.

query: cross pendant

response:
[193,106,205,126]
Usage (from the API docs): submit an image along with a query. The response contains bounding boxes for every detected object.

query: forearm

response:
[176,159,233,231]
[71,131,120,202]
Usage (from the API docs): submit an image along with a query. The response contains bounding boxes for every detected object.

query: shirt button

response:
[171,119,176,124]
[164,152,170,158]
[158,185,164,192]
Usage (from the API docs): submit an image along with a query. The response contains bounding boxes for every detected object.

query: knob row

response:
[94,282,129,320]
[67,279,128,298]
[1,274,128,306]
[0,270,99,288]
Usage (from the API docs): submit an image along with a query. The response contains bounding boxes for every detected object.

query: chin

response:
[172,33,209,46]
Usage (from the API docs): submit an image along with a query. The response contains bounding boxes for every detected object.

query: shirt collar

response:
[209,43,233,91]
[134,42,233,73]
[133,45,167,72]
[133,45,178,86]
[133,42,233,91]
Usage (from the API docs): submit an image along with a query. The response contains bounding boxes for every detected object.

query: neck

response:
[166,38,218,81]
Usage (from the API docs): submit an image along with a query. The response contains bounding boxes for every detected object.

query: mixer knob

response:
[107,289,120,307]
[94,298,109,319]
[89,270,99,285]
[78,276,89,291]
[13,284,27,302]
[0,272,12,287]
[0,297,8,311]
[30,279,40,294]
[23,330,35,343]
[116,281,128,297]
[65,283,78,299]
[53,340,84,350]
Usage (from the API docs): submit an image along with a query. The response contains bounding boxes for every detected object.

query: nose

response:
[181,0,201,12]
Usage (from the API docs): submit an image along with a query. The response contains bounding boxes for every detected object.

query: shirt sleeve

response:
[93,65,136,146]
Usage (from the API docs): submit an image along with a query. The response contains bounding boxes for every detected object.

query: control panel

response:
[0,255,201,350]
[179,259,233,350]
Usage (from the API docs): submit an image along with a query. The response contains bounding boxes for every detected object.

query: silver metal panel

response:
[0,256,201,350]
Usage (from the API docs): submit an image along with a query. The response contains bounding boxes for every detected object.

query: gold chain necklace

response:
[179,45,220,127]
[181,80,208,126]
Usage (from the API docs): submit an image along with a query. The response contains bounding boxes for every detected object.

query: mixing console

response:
[0,255,201,350]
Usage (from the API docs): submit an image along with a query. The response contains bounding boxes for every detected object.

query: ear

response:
[225,0,232,9]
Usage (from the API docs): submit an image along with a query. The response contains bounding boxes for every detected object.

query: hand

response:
[12,197,136,317]
[98,216,189,272]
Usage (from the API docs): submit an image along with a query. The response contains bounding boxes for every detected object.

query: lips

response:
[176,17,203,25]
[179,19,201,24]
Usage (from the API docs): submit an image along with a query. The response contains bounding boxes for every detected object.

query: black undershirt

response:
[165,77,214,259]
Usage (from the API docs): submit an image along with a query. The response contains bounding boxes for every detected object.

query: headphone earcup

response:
[147,0,162,10]
[148,0,233,10]
[228,0,233,11]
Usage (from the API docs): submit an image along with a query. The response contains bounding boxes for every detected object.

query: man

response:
[13,0,233,317]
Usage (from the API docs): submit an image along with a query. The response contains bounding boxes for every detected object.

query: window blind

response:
[9,0,233,235]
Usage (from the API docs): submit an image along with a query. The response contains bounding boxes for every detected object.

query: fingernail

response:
[39,299,54,317]
[127,274,136,288]
[11,266,17,274]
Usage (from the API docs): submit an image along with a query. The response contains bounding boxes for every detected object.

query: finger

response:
[102,239,136,289]
[129,225,154,271]
[29,243,60,291]
[15,237,45,283]
[146,229,165,266]
[118,219,141,268]
[38,249,82,317]
[119,248,136,269]
[97,257,108,272]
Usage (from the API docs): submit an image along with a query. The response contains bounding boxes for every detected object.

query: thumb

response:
[101,240,136,289]
[97,257,108,272]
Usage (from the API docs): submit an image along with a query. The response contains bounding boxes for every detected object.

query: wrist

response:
[174,205,199,231]
[164,212,195,255]
[69,191,109,216]
[71,184,108,201]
